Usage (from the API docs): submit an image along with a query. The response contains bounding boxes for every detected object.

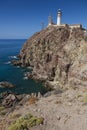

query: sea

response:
[0,39,47,94]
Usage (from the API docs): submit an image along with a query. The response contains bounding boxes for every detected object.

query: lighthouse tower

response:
[57,9,62,25]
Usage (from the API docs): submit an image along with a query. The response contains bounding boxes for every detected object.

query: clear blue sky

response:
[0,0,87,39]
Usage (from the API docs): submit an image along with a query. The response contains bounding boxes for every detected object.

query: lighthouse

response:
[57,9,62,25]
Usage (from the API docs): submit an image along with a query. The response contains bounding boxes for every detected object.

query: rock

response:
[67,102,72,106]
[25,72,33,79]
[2,93,18,108]
[44,91,51,97]
[43,89,62,97]
[57,115,61,120]
[0,81,15,88]
[0,91,24,108]
[19,94,31,105]
[37,108,41,112]
[19,25,87,90]
[11,60,22,66]
[37,92,42,98]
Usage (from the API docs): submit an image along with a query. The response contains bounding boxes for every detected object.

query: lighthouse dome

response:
[58,9,62,14]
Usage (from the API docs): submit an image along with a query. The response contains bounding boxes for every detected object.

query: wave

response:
[0,85,4,88]
[23,76,28,80]
[9,55,18,59]
[5,61,11,64]
[17,66,20,68]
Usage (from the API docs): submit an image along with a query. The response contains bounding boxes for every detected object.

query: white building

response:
[69,24,82,29]
[57,9,62,25]
[48,9,82,29]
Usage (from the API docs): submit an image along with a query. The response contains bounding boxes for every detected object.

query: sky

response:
[0,0,87,39]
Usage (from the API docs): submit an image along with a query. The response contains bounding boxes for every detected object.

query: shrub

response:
[10,113,21,119]
[0,106,5,112]
[8,113,44,130]
[0,106,7,116]
[82,94,87,103]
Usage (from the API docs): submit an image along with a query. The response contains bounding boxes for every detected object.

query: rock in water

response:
[19,26,87,89]
[11,60,22,66]
[0,81,15,88]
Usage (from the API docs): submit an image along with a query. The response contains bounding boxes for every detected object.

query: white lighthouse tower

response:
[57,9,62,25]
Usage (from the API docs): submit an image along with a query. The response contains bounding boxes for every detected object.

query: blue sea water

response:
[0,39,46,94]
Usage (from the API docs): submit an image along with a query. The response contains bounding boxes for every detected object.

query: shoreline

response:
[1,58,87,130]
[0,84,87,130]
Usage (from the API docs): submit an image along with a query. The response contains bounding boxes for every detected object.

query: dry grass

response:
[0,122,6,130]
[28,97,38,105]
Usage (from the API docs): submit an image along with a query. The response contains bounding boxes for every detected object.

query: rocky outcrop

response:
[0,91,42,108]
[0,91,20,108]
[19,25,87,89]
[0,81,15,88]
[11,60,22,66]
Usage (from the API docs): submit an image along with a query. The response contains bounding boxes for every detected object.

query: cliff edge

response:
[20,25,87,89]
[1,26,87,130]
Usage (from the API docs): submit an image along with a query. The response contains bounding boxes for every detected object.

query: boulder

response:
[11,60,22,66]
[0,81,15,88]
[0,91,24,108]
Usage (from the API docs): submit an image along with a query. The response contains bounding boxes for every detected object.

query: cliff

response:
[1,26,87,130]
[20,25,87,89]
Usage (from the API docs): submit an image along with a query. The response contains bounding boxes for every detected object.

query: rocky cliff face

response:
[20,25,87,89]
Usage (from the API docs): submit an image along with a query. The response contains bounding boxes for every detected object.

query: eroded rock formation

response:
[19,25,87,89]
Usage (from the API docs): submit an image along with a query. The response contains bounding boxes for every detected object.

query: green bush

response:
[0,106,5,112]
[82,94,87,103]
[0,106,7,116]
[8,113,44,130]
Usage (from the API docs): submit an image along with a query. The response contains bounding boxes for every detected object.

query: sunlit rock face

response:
[20,25,87,88]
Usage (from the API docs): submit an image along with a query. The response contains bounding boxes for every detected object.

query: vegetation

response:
[28,96,38,104]
[82,94,87,103]
[0,106,5,112]
[10,113,21,119]
[0,111,7,116]
[8,113,44,130]
[0,106,7,116]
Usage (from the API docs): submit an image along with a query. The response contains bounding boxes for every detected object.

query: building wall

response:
[69,24,82,29]
[55,24,68,27]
